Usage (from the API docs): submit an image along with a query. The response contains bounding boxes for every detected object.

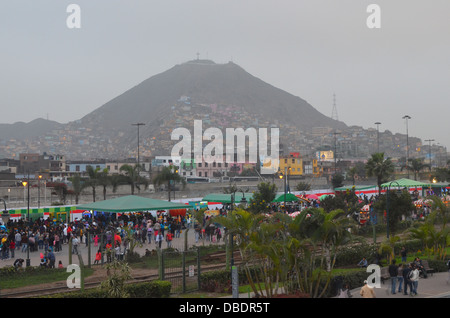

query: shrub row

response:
[38,280,171,298]
[333,239,425,267]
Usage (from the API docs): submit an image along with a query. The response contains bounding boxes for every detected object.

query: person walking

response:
[388,259,399,294]
[94,249,102,265]
[72,236,79,255]
[409,264,420,296]
[359,280,376,298]
[15,231,21,250]
[47,250,55,268]
[156,231,163,249]
[402,263,413,296]
[397,263,404,293]
[147,227,153,244]
[166,232,173,248]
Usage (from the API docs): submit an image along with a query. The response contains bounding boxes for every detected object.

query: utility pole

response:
[132,123,145,193]
[374,122,381,153]
[333,131,340,175]
[402,115,411,178]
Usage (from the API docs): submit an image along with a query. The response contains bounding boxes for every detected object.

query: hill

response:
[1,60,349,160]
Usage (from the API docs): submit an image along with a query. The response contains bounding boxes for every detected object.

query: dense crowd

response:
[0,208,229,268]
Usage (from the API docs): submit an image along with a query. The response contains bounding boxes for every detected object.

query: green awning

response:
[272,193,301,203]
[7,206,77,215]
[380,178,433,188]
[334,185,376,191]
[76,195,189,213]
[202,193,253,204]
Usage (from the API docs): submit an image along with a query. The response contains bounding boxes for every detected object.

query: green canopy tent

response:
[202,193,253,204]
[380,178,432,188]
[272,193,304,203]
[380,178,435,197]
[319,194,335,201]
[334,185,377,192]
[76,195,189,213]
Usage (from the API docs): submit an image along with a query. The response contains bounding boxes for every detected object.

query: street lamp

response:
[402,115,411,178]
[38,175,42,208]
[22,175,31,267]
[278,167,287,210]
[386,181,400,239]
[374,122,381,153]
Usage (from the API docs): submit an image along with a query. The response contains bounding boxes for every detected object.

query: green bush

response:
[200,270,231,292]
[38,280,171,298]
[127,280,172,298]
[199,267,262,293]
[427,259,448,273]
[334,243,374,267]
[326,270,368,298]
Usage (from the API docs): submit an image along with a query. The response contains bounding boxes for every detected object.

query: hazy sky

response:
[1,1,449,149]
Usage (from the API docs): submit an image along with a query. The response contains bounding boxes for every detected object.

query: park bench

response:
[421,260,435,277]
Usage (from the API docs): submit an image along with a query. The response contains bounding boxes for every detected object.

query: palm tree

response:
[119,164,141,195]
[402,158,429,180]
[97,168,111,200]
[214,209,265,295]
[347,167,358,185]
[68,173,86,204]
[86,165,102,202]
[152,166,186,201]
[288,207,356,297]
[365,152,395,195]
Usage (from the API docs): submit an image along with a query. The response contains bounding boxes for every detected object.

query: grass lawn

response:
[0,267,94,290]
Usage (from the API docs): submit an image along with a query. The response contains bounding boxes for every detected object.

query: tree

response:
[288,207,356,297]
[331,174,344,189]
[86,165,102,202]
[152,165,186,201]
[346,167,358,185]
[295,182,311,191]
[432,167,450,182]
[213,209,266,295]
[120,164,148,195]
[248,182,277,214]
[97,168,111,200]
[402,158,429,180]
[320,188,364,221]
[68,173,86,204]
[365,152,394,195]
[372,189,415,235]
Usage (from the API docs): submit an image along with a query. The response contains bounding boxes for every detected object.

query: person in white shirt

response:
[72,236,79,255]
[409,265,420,296]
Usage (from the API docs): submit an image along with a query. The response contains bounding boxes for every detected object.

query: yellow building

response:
[279,155,303,176]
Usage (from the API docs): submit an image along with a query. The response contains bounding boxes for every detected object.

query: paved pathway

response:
[346,272,450,298]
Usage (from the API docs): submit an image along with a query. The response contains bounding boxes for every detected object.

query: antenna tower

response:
[331,93,339,121]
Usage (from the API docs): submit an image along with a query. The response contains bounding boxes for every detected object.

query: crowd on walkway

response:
[0,207,230,268]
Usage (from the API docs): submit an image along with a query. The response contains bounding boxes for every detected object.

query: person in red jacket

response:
[166,232,173,248]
